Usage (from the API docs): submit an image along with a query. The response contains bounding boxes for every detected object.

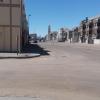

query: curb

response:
[0,53,40,59]
[0,96,41,100]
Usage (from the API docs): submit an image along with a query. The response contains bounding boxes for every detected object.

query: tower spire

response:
[48,25,51,40]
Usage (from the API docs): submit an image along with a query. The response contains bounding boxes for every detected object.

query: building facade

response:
[50,31,58,41]
[46,26,69,42]
[46,16,100,44]
[79,16,100,44]
[0,0,29,52]
[57,28,69,42]
[72,27,80,43]
[46,25,58,41]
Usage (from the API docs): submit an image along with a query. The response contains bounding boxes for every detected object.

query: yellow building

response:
[0,0,29,52]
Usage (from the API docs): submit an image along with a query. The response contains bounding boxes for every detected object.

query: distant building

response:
[29,34,37,43]
[57,28,69,42]
[0,0,29,52]
[72,27,80,43]
[46,26,69,42]
[46,25,58,41]
[50,31,58,41]
[79,16,100,44]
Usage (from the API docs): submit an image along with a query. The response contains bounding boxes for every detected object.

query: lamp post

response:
[28,14,31,44]
[28,14,31,33]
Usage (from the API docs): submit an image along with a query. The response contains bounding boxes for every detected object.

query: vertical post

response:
[28,14,31,44]
[17,35,19,55]
[28,14,31,33]
[10,0,12,52]
[20,0,22,53]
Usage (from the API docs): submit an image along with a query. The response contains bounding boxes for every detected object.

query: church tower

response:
[48,25,51,40]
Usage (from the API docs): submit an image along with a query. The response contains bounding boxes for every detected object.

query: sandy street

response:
[0,43,100,100]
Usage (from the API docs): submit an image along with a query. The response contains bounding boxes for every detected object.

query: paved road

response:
[0,43,100,100]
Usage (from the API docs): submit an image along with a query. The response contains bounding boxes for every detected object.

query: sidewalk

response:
[0,53,40,59]
[0,97,41,100]
[0,43,50,59]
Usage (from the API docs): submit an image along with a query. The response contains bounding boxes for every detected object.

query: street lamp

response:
[28,14,31,33]
[27,14,31,44]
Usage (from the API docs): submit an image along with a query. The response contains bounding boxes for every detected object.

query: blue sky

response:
[24,0,100,36]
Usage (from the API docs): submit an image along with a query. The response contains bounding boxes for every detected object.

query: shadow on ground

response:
[22,43,50,56]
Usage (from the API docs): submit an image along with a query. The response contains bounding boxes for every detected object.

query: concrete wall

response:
[0,27,10,51]
[0,0,27,52]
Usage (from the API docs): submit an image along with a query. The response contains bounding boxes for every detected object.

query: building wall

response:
[0,27,10,51]
[72,27,80,43]
[22,3,29,46]
[79,16,100,44]
[57,28,69,42]
[0,0,28,52]
[0,0,21,52]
